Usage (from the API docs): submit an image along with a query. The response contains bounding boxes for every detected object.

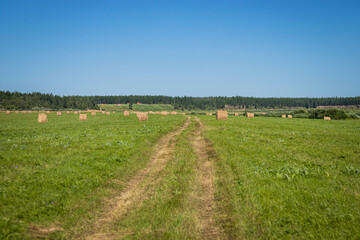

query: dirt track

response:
[191,117,223,239]
[84,118,191,240]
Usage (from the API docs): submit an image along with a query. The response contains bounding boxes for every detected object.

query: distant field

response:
[200,115,360,239]
[98,104,174,112]
[1,112,359,239]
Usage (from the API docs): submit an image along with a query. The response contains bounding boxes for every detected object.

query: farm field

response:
[199,116,360,239]
[0,112,186,239]
[99,104,174,112]
[0,112,359,239]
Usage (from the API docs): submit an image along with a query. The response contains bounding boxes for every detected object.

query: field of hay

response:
[0,112,186,239]
[0,112,359,239]
[199,115,360,239]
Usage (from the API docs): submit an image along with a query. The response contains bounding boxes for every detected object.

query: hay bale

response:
[27,111,31,113]
[22,111,26,114]
[124,111,129,116]
[38,113,48,123]
[181,113,186,115]
[106,112,110,115]
[324,116,331,120]
[216,110,228,120]
[91,112,96,116]
[6,111,10,114]
[46,111,50,114]
[137,112,148,121]
[66,111,70,114]
[15,111,19,114]
[234,113,239,116]
[288,115,293,118]
[74,111,78,114]
[57,112,62,116]
[161,111,168,115]
[281,115,286,118]
[170,112,177,115]
[206,113,212,115]
[79,114,87,120]
[112,111,115,113]
[102,111,105,114]
[247,113,254,118]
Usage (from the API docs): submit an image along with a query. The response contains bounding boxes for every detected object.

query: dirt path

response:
[191,117,223,239]
[84,118,191,240]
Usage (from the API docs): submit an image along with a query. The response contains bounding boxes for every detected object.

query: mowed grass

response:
[199,115,360,239]
[0,112,186,239]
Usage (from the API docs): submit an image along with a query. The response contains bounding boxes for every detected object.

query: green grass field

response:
[200,115,360,239]
[0,112,186,239]
[1,112,359,239]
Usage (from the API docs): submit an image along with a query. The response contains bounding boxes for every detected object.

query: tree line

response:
[1,91,359,110]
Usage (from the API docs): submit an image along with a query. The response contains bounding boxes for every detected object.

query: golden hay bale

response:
[170,112,177,115]
[38,113,48,123]
[57,112,62,116]
[137,112,148,121]
[6,111,10,114]
[247,113,254,118]
[91,112,96,116]
[181,113,186,115]
[113,111,115,113]
[15,111,19,114]
[102,111,105,114]
[282,115,286,118]
[234,113,239,116]
[161,111,168,116]
[324,116,331,120]
[79,114,87,120]
[27,111,31,113]
[106,112,110,115]
[124,111,129,116]
[216,110,228,120]
[22,111,26,114]
[288,115,293,118]
[46,111,50,114]
[66,111,70,114]
[149,111,154,114]
[74,111,78,114]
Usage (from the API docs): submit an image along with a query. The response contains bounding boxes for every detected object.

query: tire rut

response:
[191,117,224,239]
[83,117,191,240]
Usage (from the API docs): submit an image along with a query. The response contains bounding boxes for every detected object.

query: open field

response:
[0,112,359,239]
[0,112,186,239]
[98,104,174,112]
[200,115,360,239]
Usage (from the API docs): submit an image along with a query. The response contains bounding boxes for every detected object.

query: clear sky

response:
[0,0,359,97]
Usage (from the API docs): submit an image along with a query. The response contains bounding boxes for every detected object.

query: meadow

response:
[0,112,186,239]
[0,111,359,239]
[200,115,360,239]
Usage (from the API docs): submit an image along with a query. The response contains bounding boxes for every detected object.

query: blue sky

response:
[0,0,359,97]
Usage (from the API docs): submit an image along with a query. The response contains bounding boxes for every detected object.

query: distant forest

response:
[1,91,359,110]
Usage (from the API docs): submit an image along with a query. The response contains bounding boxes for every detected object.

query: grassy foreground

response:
[0,112,186,239]
[199,115,360,239]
